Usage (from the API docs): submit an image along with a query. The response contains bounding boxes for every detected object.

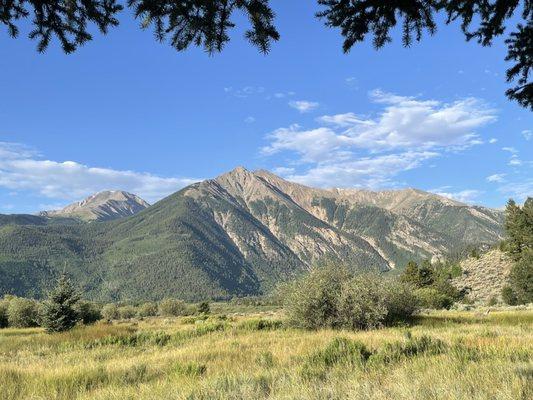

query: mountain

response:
[0,168,504,301]
[40,191,150,222]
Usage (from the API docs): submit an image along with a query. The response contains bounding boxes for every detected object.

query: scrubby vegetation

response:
[282,265,418,330]
[0,306,530,400]
[400,259,462,309]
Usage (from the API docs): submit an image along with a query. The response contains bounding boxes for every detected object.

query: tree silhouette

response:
[1,1,531,109]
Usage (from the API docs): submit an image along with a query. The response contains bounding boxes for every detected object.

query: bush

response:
[335,275,388,330]
[284,265,348,330]
[382,280,419,324]
[158,299,188,317]
[7,297,39,328]
[118,306,137,319]
[101,303,120,320]
[501,285,519,305]
[137,302,158,317]
[0,299,8,328]
[197,301,210,314]
[75,301,102,325]
[284,265,418,330]
[414,287,453,309]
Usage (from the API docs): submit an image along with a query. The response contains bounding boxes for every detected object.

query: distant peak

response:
[40,190,149,222]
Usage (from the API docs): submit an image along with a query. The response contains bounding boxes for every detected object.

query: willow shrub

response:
[283,265,418,330]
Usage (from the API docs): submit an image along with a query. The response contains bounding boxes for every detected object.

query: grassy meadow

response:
[0,305,532,400]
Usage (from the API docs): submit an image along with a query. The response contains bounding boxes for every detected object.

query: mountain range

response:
[0,167,504,301]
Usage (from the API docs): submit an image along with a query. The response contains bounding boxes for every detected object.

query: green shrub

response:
[137,302,158,317]
[118,306,137,319]
[335,275,388,330]
[415,287,453,309]
[159,299,188,317]
[284,265,418,330]
[197,301,210,314]
[502,285,519,305]
[283,264,349,330]
[75,301,102,325]
[101,304,120,320]
[7,297,39,328]
[382,280,419,325]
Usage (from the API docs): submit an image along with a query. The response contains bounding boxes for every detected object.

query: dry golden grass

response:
[0,308,531,400]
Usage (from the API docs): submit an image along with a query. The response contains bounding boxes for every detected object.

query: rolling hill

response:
[0,167,504,301]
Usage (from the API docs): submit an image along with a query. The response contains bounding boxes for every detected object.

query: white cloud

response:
[522,130,532,141]
[502,147,518,154]
[289,100,320,113]
[489,138,498,144]
[280,151,438,188]
[430,189,483,204]
[486,173,506,183]
[0,142,199,204]
[509,156,522,166]
[244,116,256,124]
[263,91,497,190]
[318,113,373,128]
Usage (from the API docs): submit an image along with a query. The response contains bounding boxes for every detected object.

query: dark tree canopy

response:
[1,1,531,109]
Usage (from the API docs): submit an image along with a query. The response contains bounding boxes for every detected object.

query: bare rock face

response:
[183,167,504,271]
[453,249,514,303]
[40,191,149,222]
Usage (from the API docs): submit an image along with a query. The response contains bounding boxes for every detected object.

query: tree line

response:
[0,275,211,331]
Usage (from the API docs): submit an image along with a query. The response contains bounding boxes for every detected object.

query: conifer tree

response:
[40,274,80,333]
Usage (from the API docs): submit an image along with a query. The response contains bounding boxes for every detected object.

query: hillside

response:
[453,249,514,303]
[40,191,149,222]
[0,168,504,301]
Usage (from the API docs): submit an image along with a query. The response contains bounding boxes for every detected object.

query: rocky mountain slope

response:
[40,191,150,222]
[0,168,504,301]
[453,250,514,303]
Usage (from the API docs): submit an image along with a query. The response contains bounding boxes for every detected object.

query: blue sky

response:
[0,1,531,213]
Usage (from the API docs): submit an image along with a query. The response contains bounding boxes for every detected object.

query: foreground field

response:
[0,307,532,400]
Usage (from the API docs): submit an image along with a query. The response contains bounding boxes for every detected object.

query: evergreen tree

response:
[40,274,80,333]
[505,198,533,260]
[400,261,420,287]
[508,250,533,305]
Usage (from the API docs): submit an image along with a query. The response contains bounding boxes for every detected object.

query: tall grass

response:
[0,310,531,400]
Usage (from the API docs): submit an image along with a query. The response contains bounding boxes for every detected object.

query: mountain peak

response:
[40,190,149,222]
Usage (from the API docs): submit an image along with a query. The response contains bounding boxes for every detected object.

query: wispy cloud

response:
[429,188,483,204]
[263,91,497,189]
[486,173,506,183]
[502,146,518,154]
[224,86,265,98]
[489,138,498,144]
[522,130,532,141]
[244,116,256,124]
[0,142,199,204]
[289,100,320,113]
